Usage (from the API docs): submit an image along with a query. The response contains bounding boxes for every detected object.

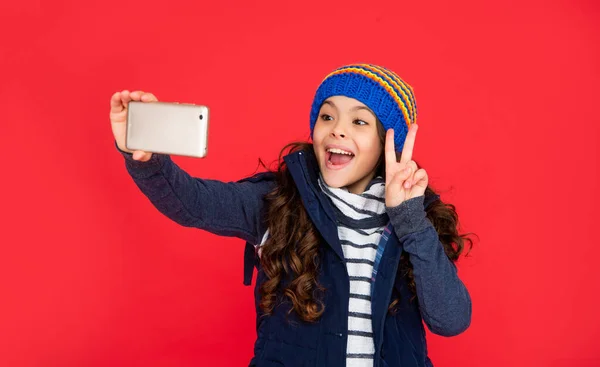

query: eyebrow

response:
[322,100,376,117]
[322,100,337,109]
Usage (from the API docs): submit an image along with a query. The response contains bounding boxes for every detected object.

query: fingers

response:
[141,92,158,102]
[385,162,418,207]
[130,91,158,102]
[117,90,131,112]
[402,167,427,191]
[129,90,145,101]
[391,164,414,186]
[399,123,418,165]
[110,91,124,113]
[411,169,428,187]
[385,128,396,170]
[132,150,152,162]
[403,161,418,188]
[112,90,157,108]
[113,90,156,113]
[129,90,140,100]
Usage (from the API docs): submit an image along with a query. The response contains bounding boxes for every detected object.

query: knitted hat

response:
[309,63,417,152]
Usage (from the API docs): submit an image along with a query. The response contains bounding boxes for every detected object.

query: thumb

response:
[132,150,153,162]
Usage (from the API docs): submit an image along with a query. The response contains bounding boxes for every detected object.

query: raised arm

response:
[111,90,275,244]
[387,195,472,337]
[118,145,275,243]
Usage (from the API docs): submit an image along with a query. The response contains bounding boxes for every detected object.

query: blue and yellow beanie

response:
[309,63,417,152]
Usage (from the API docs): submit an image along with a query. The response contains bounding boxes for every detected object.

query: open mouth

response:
[326,147,355,170]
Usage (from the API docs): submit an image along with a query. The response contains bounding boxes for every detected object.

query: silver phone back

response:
[126,101,209,158]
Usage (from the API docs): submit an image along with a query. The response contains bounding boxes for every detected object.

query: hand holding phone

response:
[110,90,156,162]
[110,90,210,160]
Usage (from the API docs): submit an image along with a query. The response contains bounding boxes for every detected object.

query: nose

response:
[331,121,346,139]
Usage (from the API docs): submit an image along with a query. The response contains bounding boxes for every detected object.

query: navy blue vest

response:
[243,150,439,367]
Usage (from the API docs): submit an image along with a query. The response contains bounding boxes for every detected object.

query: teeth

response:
[327,148,354,156]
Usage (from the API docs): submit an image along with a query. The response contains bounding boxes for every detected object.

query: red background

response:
[1,0,599,366]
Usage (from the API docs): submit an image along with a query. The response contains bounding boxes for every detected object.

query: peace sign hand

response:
[385,124,428,208]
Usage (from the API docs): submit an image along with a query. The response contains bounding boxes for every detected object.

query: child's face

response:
[312,96,383,194]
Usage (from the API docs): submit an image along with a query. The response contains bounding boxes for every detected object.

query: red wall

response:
[1,1,599,366]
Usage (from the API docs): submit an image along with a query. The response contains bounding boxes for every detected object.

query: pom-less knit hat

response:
[309,63,417,152]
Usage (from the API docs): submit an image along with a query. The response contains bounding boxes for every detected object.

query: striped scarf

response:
[318,173,388,367]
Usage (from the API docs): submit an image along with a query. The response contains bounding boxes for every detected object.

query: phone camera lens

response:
[199,115,204,120]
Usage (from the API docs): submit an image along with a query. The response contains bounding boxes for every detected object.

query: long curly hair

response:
[258,122,476,322]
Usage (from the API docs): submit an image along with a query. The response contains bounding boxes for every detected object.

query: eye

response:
[320,114,333,121]
[353,119,368,126]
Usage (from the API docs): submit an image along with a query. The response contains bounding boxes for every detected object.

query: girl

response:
[110,63,473,367]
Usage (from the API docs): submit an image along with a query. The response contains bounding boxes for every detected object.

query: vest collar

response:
[283,149,344,260]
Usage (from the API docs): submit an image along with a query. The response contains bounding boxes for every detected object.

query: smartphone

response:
[125,101,209,158]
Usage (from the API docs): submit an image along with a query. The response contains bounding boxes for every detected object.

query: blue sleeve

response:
[116,142,276,244]
[386,195,472,337]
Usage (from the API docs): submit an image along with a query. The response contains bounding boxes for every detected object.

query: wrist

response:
[386,195,430,239]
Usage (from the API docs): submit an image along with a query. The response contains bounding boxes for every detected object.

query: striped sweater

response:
[318,174,388,367]
[255,174,388,367]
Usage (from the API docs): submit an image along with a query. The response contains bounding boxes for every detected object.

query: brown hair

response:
[258,122,476,322]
